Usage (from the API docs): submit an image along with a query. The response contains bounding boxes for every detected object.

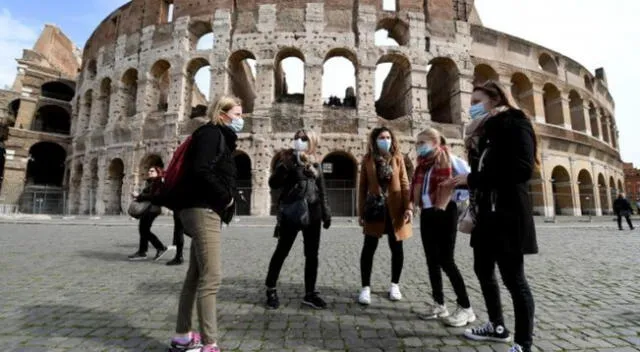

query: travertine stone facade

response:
[58,0,622,217]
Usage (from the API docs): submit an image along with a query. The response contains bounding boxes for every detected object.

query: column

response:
[94,156,107,215]
[14,98,37,130]
[303,56,323,132]
[559,92,572,130]
[410,65,429,134]
[531,84,546,124]
[358,62,377,130]
[253,57,276,134]
[595,108,604,141]
[457,74,474,125]
[582,102,592,136]
[605,119,613,146]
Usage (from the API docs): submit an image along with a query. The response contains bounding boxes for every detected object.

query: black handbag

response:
[279,179,311,228]
[364,193,386,222]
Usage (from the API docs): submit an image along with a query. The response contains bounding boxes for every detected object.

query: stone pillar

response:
[211,9,232,100]
[595,109,604,141]
[89,90,101,130]
[0,154,27,207]
[499,76,514,107]
[303,57,323,132]
[15,98,37,130]
[582,102,592,136]
[253,58,276,134]
[358,63,377,129]
[559,92,572,130]
[410,65,429,134]
[95,156,107,215]
[539,155,554,217]
[458,74,474,124]
[591,163,602,216]
[604,119,613,146]
[532,84,546,124]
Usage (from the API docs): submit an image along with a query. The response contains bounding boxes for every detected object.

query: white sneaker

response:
[419,303,449,320]
[388,283,402,301]
[443,305,476,327]
[358,287,371,305]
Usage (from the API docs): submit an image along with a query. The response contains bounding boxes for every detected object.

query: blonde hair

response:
[417,127,442,145]
[207,95,242,124]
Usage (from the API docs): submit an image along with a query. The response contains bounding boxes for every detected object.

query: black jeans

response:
[617,212,633,229]
[265,221,322,294]
[172,211,185,258]
[420,202,471,308]
[360,217,404,287]
[138,212,165,254]
[474,246,535,350]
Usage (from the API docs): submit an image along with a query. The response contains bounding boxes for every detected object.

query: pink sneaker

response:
[170,332,202,349]
[200,344,220,352]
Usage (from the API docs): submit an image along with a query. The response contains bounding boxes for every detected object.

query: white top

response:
[421,155,471,209]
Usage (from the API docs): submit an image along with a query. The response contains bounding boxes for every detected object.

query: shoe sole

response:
[464,330,512,343]
[388,293,402,301]
[357,299,370,305]
[444,314,477,327]
[302,301,326,309]
[128,257,148,261]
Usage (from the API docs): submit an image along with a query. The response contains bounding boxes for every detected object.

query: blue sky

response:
[1,0,639,166]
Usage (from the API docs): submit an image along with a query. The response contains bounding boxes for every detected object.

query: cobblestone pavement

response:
[1,219,640,351]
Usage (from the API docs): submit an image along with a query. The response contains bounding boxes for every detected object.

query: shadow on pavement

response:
[75,250,131,262]
[20,304,167,351]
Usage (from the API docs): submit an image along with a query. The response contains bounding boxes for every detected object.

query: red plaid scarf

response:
[410,146,453,210]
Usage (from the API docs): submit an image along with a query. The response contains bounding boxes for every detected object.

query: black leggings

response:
[421,202,471,308]
[474,247,535,349]
[138,212,165,254]
[265,221,322,294]
[360,230,404,287]
[172,211,185,258]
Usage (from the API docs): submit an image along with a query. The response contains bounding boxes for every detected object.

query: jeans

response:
[360,216,404,287]
[474,246,535,349]
[617,213,633,229]
[176,208,222,345]
[420,202,471,308]
[265,221,322,294]
[172,211,185,258]
[138,212,164,254]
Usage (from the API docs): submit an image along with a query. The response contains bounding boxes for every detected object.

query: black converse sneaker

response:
[302,292,327,309]
[266,289,280,310]
[464,322,512,343]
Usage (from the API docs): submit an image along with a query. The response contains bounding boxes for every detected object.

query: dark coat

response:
[269,149,331,225]
[467,108,538,255]
[136,178,162,202]
[177,123,238,216]
[613,197,632,215]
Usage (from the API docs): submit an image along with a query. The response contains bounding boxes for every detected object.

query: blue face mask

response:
[377,139,392,153]
[469,103,488,120]
[227,116,244,133]
[417,144,433,157]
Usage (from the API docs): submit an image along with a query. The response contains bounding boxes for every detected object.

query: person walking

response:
[166,212,185,265]
[265,129,332,310]
[167,95,242,352]
[411,128,475,327]
[128,166,171,261]
[357,127,413,305]
[444,81,538,352]
[614,193,634,230]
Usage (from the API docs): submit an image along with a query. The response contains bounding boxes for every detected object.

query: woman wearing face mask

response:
[264,129,332,310]
[411,128,475,327]
[357,127,412,305]
[167,96,243,352]
[443,81,538,352]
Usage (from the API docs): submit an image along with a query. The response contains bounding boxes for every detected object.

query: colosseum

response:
[0,0,624,218]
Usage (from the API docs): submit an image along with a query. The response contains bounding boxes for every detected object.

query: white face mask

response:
[293,138,308,152]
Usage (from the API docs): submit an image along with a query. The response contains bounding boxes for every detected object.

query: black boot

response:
[166,256,183,266]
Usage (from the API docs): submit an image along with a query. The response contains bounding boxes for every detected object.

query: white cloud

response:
[0,9,39,89]
[475,0,640,165]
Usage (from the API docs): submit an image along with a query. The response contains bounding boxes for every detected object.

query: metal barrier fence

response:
[326,188,357,217]
[19,186,68,215]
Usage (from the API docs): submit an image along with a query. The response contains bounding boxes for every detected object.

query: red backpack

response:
[157,136,193,210]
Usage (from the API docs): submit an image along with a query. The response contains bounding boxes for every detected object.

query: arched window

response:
[275,48,305,104]
[189,20,214,51]
[569,90,585,132]
[323,49,357,108]
[427,58,460,123]
[473,64,498,86]
[149,60,171,112]
[33,105,71,134]
[543,83,563,126]
[122,69,139,117]
[538,53,558,75]
[376,54,412,120]
[41,81,75,102]
[511,73,535,117]
[228,50,257,113]
[25,142,66,186]
[185,58,211,118]
[98,78,111,127]
[375,18,409,46]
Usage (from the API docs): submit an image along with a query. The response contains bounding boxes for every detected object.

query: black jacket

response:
[177,123,238,216]
[137,178,162,202]
[613,197,632,215]
[467,108,538,255]
[270,149,331,224]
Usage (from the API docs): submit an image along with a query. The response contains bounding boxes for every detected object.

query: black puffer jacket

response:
[177,123,238,217]
[136,178,162,202]
[270,149,331,224]
[613,197,632,215]
[467,108,538,255]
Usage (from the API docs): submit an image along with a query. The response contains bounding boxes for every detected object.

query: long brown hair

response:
[368,127,399,158]
[473,80,541,167]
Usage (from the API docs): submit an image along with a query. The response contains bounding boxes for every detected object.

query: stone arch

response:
[185,57,211,118]
[609,176,617,208]
[106,158,124,215]
[228,50,256,113]
[569,90,586,132]
[7,99,20,126]
[86,59,97,80]
[511,72,535,116]
[80,89,93,132]
[588,102,599,138]
[233,151,252,215]
[322,151,358,216]
[597,173,610,214]
[33,105,71,134]
[427,57,460,124]
[577,169,594,215]
[618,179,624,194]
[41,81,75,102]
[538,53,558,75]
[473,64,498,86]
[98,77,112,127]
[529,169,545,215]
[600,108,610,143]
[148,60,171,112]
[375,18,409,46]
[189,20,213,50]
[543,83,563,126]
[274,48,305,104]
[25,142,66,187]
[584,74,593,92]
[375,53,412,120]
[551,165,573,215]
[323,48,358,107]
[121,68,139,117]
[88,158,99,214]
